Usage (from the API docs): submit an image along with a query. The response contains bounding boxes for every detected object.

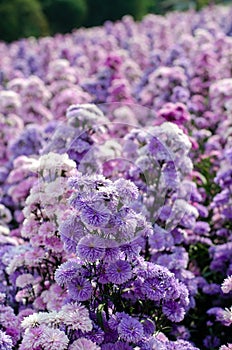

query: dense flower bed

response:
[0,4,232,350]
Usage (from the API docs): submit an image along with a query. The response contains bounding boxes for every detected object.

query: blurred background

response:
[0,0,231,42]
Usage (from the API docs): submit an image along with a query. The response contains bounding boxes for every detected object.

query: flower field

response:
[0,4,232,350]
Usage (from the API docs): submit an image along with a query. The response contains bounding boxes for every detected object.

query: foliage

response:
[84,0,151,26]
[0,0,49,42]
[148,0,232,13]
[42,0,88,34]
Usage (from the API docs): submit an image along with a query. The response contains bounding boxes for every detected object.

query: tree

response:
[42,0,88,34]
[0,0,49,42]
[84,0,151,27]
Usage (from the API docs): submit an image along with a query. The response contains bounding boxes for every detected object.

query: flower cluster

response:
[0,4,232,349]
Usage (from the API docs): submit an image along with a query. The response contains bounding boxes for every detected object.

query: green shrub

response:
[0,0,49,42]
[85,0,151,27]
[42,0,88,34]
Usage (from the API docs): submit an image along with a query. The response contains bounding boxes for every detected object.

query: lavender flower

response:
[77,235,106,261]
[69,338,100,350]
[19,326,45,350]
[0,330,13,350]
[162,300,186,322]
[118,315,144,343]
[20,325,69,350]
[68,276,92,301]
[66,174,149,245]
[59,302,92,331]
[102,342,133,350]
[80,203,110,228]
[54,259,83,286]
[38,327,69,350]
[105,259,132,284]
[59,213,84,253]
[114,178,139,204]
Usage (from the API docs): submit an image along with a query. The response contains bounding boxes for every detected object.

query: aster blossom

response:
[219,344,232,350]
[2,8,232,350]
[36,326,69,350]
[77,235,106,261]
[105,259,132,284]
[69,337,100,350]
[0,330,13,350]
[221,275,232,294]
[59,302,93,331]
[19,325,69,350]
[117,314,144,343]
[62,174,149,248]
[222,307,232,326]
[67,276,92,301]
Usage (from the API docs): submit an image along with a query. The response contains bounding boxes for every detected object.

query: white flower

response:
[221,275,232,294]
[6,255,25,274]
[21,313,42,329]
[16,274,34,288]
[0,90,21,109]
[222,307,232,326]
[0,204,12,223]
[37,152,76,179]
[219,344,232,350]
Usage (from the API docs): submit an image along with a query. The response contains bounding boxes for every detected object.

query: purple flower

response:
[157,102,190,125]
[194,221,210,235]
[10,125,43,158]
[139,336,167,350]
[167,339,200,349]
[60,302,92,332]
[207,307,226,323]
[148,136,171,162]
[39,327,69,350]
[138,262,179,302]
[55,259,83,286]
[85,324,105,345]
[118,315,144,343]
[105,260,132,284]
[114,178,139,203]
[203,335,220,349]
[69,338,100,350]
[162,161,179,188]
[162,300,185,322]
[156,246,189,270]
[102,342,133,350]
[149,225,174,251]
[19,326,45,350]
[162,282,189,322]
[68,276,92,301]
[108,312,129,330]
[104,240,120,262]
[80,203,110,228]
[59,213,84,253]
[77,235,106,262]
[141,276,171,302]
[0,330,13,350]
[120,240,142,260]
[110,208,137,241]
[202,283,221,295]
[142,318,156,336]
